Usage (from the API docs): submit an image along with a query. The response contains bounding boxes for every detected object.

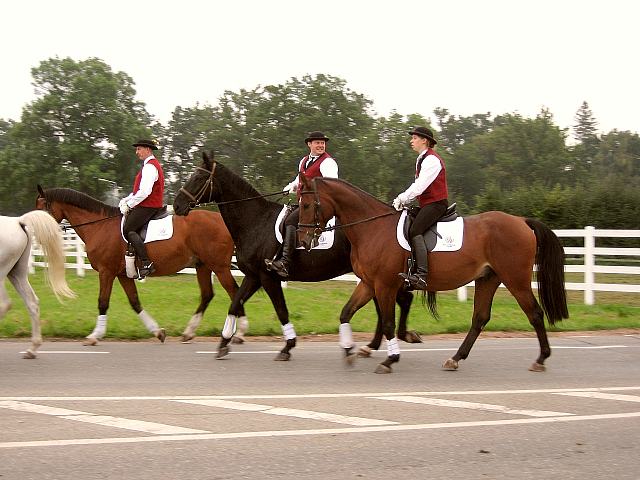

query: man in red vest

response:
[265,131,338,278]
[393,127,448,290]
[119,139,165,278]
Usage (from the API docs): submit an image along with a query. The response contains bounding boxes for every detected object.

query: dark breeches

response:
[409,199,448,237]
[123,206,161,235]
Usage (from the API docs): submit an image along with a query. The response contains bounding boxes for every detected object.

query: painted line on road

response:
[0,401,208,435]
[18,351,111,355]
[554,392,640,403]
[1,411,639,449]
[174,399,397,426]
[371,395,573,417]
[2,386,640,401]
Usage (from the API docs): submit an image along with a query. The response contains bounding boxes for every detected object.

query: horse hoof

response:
[345,352,357,366]
[155,329,166,343]
[529,362,546,372]
[231,336,245,345]
[83,337,98,346]
[22,350,37,359]
[181,333,195,343]
[216,346,230,359]
[442,358,459,370]
[374,363,392,374]
[358,345,372,358]
[274,352,291,361]
[404,331,423,344]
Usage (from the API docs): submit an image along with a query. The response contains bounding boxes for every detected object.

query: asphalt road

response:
[1,333,639,480]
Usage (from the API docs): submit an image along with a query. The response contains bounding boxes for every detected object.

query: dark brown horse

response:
[36,186,245,344]
[297,176,569,374]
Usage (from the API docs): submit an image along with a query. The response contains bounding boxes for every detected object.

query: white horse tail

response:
[19,210,76,301]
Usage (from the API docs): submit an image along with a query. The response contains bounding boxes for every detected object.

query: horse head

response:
[35,184,62,222]
[173,151,217,216]
[297,175,336,252]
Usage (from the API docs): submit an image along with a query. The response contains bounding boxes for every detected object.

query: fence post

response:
[457,286,467,301]
[75,234,85,277]
[584,225,595,305]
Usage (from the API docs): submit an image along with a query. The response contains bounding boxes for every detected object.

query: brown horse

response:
[36,186,245,344]
[297,176,568,374]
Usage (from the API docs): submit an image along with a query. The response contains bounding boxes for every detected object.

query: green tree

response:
[0,57,154,213]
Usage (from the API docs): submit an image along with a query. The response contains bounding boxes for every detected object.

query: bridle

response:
[38,194,119,231]
[178,163,217,209]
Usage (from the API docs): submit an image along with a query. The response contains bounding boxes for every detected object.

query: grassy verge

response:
[1,269,638,340]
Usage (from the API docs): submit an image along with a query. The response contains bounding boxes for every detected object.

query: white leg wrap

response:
[87,315,107,339]
[387,337,400,356]
[339,323,354,349]
[281,322,296,340]
[183,312,203,337]
[138,310,160,333]
[236,316,249,337]
[222,314,237,339]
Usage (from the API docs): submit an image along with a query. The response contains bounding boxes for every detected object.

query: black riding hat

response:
[132,139,158,150]
[305,131,330,143]
[408,127,437,145]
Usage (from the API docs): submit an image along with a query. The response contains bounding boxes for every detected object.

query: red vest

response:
[416,148,448,207]
[133,157,164,208]
[297,152,332,199]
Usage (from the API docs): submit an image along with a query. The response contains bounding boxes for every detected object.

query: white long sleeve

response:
[397,151,441,203]
[126,156,159,208]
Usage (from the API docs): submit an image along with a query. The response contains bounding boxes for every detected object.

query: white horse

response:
[0,210,75,358]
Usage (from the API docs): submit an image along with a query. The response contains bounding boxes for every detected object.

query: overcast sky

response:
[2,0,638,136]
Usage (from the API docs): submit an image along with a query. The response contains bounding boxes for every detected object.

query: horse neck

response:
[56,202,116,243]
[321,180,390,227]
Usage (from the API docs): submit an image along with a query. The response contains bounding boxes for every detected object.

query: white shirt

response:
[123,155,160,208]
[284,155,339,192]
[397,149,442,204]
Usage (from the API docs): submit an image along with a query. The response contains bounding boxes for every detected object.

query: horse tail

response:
[525,218,568,324]
[19,211,76,301]
[425,291,439,320]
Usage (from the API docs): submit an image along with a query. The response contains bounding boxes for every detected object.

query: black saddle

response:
[403,203,458,251]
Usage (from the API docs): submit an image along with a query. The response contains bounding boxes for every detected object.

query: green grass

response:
[1,269,638,340]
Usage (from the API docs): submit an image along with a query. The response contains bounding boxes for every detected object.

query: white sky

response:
[2,0,639,136]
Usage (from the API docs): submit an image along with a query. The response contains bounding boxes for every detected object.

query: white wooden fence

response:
[29,226,639,305]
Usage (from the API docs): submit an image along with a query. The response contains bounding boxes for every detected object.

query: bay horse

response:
[297,176,569,373]
[35,186,245,344]
[172,152,418,360]
[0,210,76,358]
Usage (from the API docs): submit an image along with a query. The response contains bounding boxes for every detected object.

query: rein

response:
[61,214,121,231]
[180,162,289,209]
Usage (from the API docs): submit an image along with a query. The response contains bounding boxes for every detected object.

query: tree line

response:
[0,57,638,233]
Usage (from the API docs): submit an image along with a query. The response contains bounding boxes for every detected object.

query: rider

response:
[119,138,165,278]
[393,127,448,290]
[265,131,338,278]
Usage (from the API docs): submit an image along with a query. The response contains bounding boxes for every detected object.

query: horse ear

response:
[202,150,214,167]
[299,173,309,191]
[37,184,45,196]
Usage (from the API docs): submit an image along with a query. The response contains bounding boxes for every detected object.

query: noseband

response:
[179,162,217,208]
[297,186,325,242]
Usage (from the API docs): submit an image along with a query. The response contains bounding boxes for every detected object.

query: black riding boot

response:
[399,235,428,290]
[127,231,155,278]
[266,225,296,278]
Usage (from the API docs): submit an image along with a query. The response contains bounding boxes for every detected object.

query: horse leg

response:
[338,282,375,364]
[217,275,261,359]
[361,297,384,357]
[7,269,41,359]
[82,272,115,346]
[443,270,500,370]
[181,266,215,342]
[259,273,296,361]
[374,291,401,374]
[212,266,248,344]
[510,288,549,372]
[117,275,166,343]
[0,281,12,319]
[395,289,421,343]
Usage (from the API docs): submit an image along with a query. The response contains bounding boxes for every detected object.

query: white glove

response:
[283,183,297,194]
[392,197,404,211]
[119,202,131,215]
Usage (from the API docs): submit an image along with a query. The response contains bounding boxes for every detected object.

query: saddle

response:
[138,206,170,241]
[403,203,458,251]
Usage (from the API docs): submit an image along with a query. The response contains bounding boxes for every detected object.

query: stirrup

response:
[269,259,289,278]
[398,272,427,290]
[138,262,155,278]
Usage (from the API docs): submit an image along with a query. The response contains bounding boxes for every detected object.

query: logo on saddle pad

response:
[120,215,174,243]
[274,206,335,250]
[396,210,464,252]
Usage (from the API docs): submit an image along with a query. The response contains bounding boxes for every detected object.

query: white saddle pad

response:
[275,205,335,250]
[121,215,174,243]
[396,210,464,252]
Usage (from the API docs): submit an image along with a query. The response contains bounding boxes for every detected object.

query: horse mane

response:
[315,177,393,210]
[44,188,119,216]
[212,161,273,208]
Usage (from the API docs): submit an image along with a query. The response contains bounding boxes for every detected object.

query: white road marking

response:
[555,392,640,402]
[1,411,639,449]
[0,401,208,435]
[18,351,110,355]
[174,399,397,426]
[552,345,628,349]
[371,395,573,417]
[2,386,639,401]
